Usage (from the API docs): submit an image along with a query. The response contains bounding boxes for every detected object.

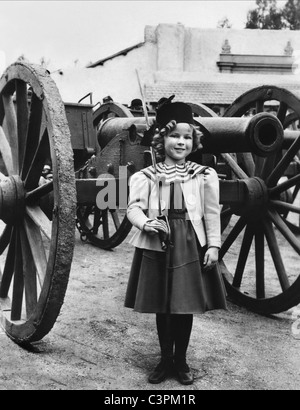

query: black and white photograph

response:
[0,0,300,393]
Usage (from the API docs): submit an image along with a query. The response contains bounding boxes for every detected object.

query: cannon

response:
[1,61,300,344]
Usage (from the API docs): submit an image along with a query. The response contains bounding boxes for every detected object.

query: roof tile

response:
[146,80,300,105]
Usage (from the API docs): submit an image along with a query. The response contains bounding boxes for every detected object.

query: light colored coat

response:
[127,164,221,252]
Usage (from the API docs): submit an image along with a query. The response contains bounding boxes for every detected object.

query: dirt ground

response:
[1,228,300,391]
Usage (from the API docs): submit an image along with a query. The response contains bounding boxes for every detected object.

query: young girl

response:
[125,101,227,385]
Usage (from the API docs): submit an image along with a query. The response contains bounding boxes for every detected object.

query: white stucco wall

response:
[51,23,300,105]
[52,38,157,105]
[184,27,300,74]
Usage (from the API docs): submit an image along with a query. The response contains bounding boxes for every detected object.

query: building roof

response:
[146,74,300,106]
[87,42,144,68]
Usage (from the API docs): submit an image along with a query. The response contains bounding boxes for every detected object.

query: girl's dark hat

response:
[156,101,194,128]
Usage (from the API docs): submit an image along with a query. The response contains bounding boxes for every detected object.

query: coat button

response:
[186,194,197,206]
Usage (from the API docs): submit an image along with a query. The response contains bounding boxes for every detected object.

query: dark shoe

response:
[148,359,173,384]
[174,361,194,385]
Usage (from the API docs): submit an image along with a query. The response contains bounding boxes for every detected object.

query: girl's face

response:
[164,123,193,164]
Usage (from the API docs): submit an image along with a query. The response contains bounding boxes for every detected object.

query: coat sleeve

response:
[127,171,152,231]
[203,168,221,249]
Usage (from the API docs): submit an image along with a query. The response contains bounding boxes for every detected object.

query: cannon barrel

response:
[196,112,283,157]
[97,117,147,149]
[98,112,284,157]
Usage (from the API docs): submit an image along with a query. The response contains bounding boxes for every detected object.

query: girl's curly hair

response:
[151,120,202,162]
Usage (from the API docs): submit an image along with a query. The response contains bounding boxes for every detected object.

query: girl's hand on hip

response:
[203,247,219,270]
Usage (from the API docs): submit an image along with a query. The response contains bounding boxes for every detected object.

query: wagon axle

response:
[0,176,25,224]
[229,177,269,218]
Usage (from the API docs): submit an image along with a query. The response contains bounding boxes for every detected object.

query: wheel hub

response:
[0,176,25,224]
[232,177,269,218]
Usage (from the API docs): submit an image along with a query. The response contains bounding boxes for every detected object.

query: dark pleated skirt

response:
[125,216,227,314]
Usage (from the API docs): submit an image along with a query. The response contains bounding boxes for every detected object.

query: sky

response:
[0,0,287,73]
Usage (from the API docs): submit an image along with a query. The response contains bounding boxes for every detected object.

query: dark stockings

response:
[156,313,193,363]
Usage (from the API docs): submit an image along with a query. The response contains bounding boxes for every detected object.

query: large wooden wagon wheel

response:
[282,111,300,231]
[76,203,132,250]
[224,86,300,233]
[0,62,76,343]
[75,102,134,250]
[188,102,217,118]
[219,86,300,313]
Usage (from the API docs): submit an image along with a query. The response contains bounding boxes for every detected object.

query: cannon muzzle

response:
[196,112,284,157]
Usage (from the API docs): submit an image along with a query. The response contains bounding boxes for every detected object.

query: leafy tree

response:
[282,0,300,29]
[217,16,233,29]
[245,0,285,29]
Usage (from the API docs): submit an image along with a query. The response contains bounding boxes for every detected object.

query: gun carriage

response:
[1,61,300,344]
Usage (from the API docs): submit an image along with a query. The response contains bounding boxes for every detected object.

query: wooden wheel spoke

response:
[0,225,13,255]
[263,218,290,291]
[0,126,14,174]
[26,180,53,203]
[26,205,52,240]
[260,153,277,180]
[241,153,255,177]
[0,92,4,124]
[16,80,29,172]
[24,128,50,190]
[102,210,109,239]
[89,207,101,234]
[21,93,43,179]
[292,184,300,201]
[254,156,265,177]
[270,200,300,215]
[220,217,247,260]
[82,206,91,220]
[0,227,17,298]
[110,210,121,230]
[269,173,300,197]
[277,102,288,124]
[11,229,24,321]
[233,225,254,288]
[255,226,265,299]
[221,206,233,232]
[267,209,300,254]
[221,153,248,179]
[267,137,300,187]
[256,100,264,113]
[24,216,48,288]
[19,224,38,317]
[2,93,19,174]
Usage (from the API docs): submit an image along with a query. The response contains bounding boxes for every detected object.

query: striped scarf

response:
[141,161,206,184]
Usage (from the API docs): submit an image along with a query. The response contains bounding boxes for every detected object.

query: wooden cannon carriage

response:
[1,61,300,344]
